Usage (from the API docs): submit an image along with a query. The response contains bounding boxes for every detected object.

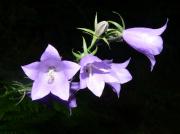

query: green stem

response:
[88,36,98,51]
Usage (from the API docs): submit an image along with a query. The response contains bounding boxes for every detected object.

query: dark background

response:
[0,0,179,133]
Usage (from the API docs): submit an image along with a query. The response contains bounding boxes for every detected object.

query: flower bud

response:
[95,21,109,36]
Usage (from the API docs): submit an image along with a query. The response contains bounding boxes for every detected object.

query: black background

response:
[0,0,179,133]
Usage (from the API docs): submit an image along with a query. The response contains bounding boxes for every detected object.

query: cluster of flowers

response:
[21,13,168,111]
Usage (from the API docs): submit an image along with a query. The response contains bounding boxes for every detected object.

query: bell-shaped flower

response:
[79,54,132,97]
[21,44,80,101]
[122,20,168,70]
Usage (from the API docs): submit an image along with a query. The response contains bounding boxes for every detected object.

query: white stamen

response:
[47,67,56,84]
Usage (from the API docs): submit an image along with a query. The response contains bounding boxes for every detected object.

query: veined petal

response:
[87,74,105,97]
[111,64,132,84]
[62,60,81,80]
[108,82,121,97]
[51,72,70,101]
[31,72,50,100]
[40,44,61,61]
[21,62,40,80]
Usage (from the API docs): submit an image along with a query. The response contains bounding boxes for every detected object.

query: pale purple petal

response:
[40,44,61,61]
[69,98,77,108]
[108,83,121,97]
[87,74,105,97]
[31,72,50,100]
[123,30,163,55]
[70,82,80,91]
[21,62,40,80]
[93,61,111,71]
[79,69,88,89]
[110,58,131,69]
[80,54,101,66]
[62,61,81,80]
[147,54,156,71]
[102,73,120,83]
[111,64,132,84]
[50,72,70,101]
[127,19,168,36]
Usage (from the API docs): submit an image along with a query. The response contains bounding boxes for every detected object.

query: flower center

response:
[84,64,93,76]
[47,66,56,84]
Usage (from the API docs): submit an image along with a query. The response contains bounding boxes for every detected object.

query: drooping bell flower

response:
[122,20,168,71]
[21,44,80,101]
[79,54,132,97]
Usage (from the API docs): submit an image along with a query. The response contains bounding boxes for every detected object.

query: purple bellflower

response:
[79,54,132,97]
[21,44,80,101]
[122,20,168,71]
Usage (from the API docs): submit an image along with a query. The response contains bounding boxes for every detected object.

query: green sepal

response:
[77,28,95,36]
[101,37,110,48]
[112,11,125,29]
[91,46,98,55]
[108,20,123,31]
[94,12,98,29]
[82,36,88,54]
[72,49,81,60]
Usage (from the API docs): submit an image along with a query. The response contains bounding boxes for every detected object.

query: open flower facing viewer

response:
[21,44,80,101]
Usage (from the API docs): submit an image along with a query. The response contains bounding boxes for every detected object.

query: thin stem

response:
[88,36,98,51]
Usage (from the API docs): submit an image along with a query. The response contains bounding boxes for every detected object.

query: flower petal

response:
[110,58,131,69]
[80,54,101,66]
[108,82,121,97]
[62,60,81,80]
[111,64,132,84]
[127,19,168,36]
[146,54,156,71]
[69,97,77,108]
[102,73,120,83]
[123,30,163,55]
[21,62,40,80]
[87,74,105,97]
[70,82,80,91]
[93,61,111,72]
[79,69,88,89]
[31,72,50,100]
[51,72,70,101]
[40,44,61,61]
